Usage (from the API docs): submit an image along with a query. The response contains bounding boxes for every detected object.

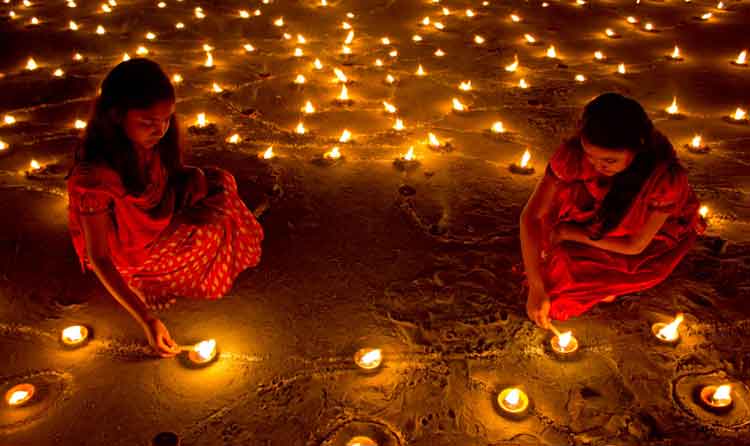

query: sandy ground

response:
[1,0,749,445]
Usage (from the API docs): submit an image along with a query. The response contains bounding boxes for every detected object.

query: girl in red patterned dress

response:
[521,93,705,329]
[67,59,264,356]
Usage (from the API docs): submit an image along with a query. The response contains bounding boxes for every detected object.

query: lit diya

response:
[509,150,534,175]
[550,326,579,357]
[497,387,530,416]
[186,339,218,365]
[61,325,89,347]
[393,146,420,171]
[699,384,733,411]
[313,147,344,166]
[188,113,217,135]
[652,313,683,344]
[354,348,383,371]
[725,107,748,124]
[730,50,747,67]
[346,436,378,446]
[5,383,35,407]
[426,132,453,152]
[686,134,709,153]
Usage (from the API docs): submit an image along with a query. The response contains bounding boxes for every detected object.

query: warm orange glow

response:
[459,81,472,91]
[505,388,520,406]
[25,57,38,71]
[519,150,531,168]
[4,115,15,125]
[333,68,348,83]
[5,384,34,407]
[546,45,557,58]
[303,101,315,114]
[671,46,681,59]
[383,101,397,113]
[491,121,505,133]
[295,122,306,134]
[575,74,586,82]
[355,348,382,369]
[524,33,536,44]
[416,64,426,76]
[519,78,529,89]
[505,54,519,72]
[393,118,405,131]
[195,113,207,127]
[474,35,485,44]
[735,50,747,65]
[325,146,341,159]
[30,159,41,170]
[617,63,627,74]
[699,205,709,218]
[227,134,241,144]
[192,339,217,363]
[428,133,441,147]
[712,385,732,404]
[339,129,352,143]
[403,146,415,161]
[452,98,466,111]
[657,313,684,341]
[337,85,350,101]
[262,146,274,159]
[61,325,88,345]
[732,107,747,120]
[691,135,702,148]
[666,97,679,114]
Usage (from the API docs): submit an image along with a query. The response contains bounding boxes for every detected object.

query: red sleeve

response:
[546,140,583,183]
[646,164,689,214]
[67,164,118,215]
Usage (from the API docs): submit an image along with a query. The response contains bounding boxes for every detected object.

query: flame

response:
[557,331,572,349]
[359,348,382,366]
[62,325,86,342]
[204,52,214,68]
[172,74,183,84]
[644,22,654,31]
[627,16,638,24]
[712,385,732,403]
[212,82,223,93]
[244,44,255,52]
[491,121,505,133]
[402,147,415,161]
[442,7,450,15]
[8,390,30,405]
[428,133,441,147]
[519,150,531,168]
[717,0,724,7]
[412,35,422,42]
[505,54,519,72]
[416,65,426,76]
[303,101,315,114]
[671,46,681,59]
[519,78,529,89]
[136,46,148,55]
[96,25,106,35]
[511,14,521,22]
[274,17,284,26]
[374,59,383,67]
[294,48,304,57]
[699,205,709,218]
[295,122,306,134]
[334,68,348,83]
[422,16,430,26]
[294,74,306,84]
[313,59,323,70]
[4,115,15,125]
[74,119,86,129]
[381,37,390,45]
[69,20,78,30]
[701,12,712,20]
[0,140,7,151]
[389,49,398,58]
[459,81,472,91]
[175,22,185,29]
[122,53,131,61]
[385,74,396,84]
[262,146,274,159]
[546,45,557,58]
[73,53,83,61]
[691,135,702,148]
[345,30,354,45]
[227,134,241,144]
[339,129,351,143]
[617,63,626,74]
[575,74,586,82]
[666,97,679,114]
[594,51,605,60]
[146,32,156,40]
[452,98,466,111]
[393,118,405,131]
[435,48,445,57]
[466,9,475,17]
[736,50,747,65]
[474,35,485,44]
[732,107,747,120]
[30,159,41,170]
[25,58,38,71]
[239,9,249,18]
[504,388,520,406]
[193,339,216,360]
[195,113,207,127]
[342,21,351,30]
[325,147,341,159]
[524,33,536,44]
[297,34,306,44]
[337,85,350,101]
[433,21,444,30]
[657,313,684,340]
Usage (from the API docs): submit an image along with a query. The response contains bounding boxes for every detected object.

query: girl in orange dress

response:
[521,93,705,328]
[67,59,264,356]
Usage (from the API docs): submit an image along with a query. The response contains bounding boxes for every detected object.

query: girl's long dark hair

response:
[72,58,183,195]
[573,92,676,236]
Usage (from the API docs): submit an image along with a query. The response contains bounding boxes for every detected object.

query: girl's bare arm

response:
[520,172,559,289]
[559,210,670,255]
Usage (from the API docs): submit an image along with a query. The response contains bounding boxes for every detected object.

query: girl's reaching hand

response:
[180,167,208,208]
[526,284,551,329]
[144,318,181,357]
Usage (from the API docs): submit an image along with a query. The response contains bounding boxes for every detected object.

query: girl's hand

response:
[180,167,208,209]
[526,284,551,329]
[143,318,181,357]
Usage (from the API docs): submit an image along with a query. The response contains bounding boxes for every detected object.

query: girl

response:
[67,58,264,356]
[521,92,705,328]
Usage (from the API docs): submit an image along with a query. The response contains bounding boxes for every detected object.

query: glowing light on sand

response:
[474,35,485,44]
[546,45,557,58]
[435,49,445,57]
[416,65,426,76]
[519,78,529,89]
[735,50,748,65]
[4,115,16,125]
[491,122,505,133]
[195,113,207,128]
[666,97,680,115]
[5,384,34,407]
[732,107,747,121]
[324,146,341,159]
[295,122,306,134]
[354,348,382,369]
[524,33,536,44]
[294,74,306,84]
[303,101,316,114]
[25,58,38,71]
[74,119,86,129]
[452,98,466,112]
[339,129,352,143]
[262,146,274,159]
[497,388,529,414]
[617,63,627,74]
[699,205,709,218]
[227,134,241,144]
[505,54,519,72]
[393,118,405,131]
[654,313,684,342]
[459,81,472,91]
[383,101,397,113]
[204,52,214,68]
[594,51,605,61]
[575,74,586,82]
[188,339,217,364]
[61,325,89,346]
[29,159,41,171]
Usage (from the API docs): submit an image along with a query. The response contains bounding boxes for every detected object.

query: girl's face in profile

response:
[122,99,175,151]
[581,137,635,176]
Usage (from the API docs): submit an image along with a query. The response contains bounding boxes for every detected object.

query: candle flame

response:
[519,78,529,89]
[699,205,709,218]
[546,45,557,58]
[227,134,240,144]
[627,16,638,24]
[474,35,485,44]
[338,85,349,101]
[393,118,404,131]
[212,82,223,93]
[671,46,681,59]
[511,14,521,22]
[62,325,85,342]
[303,101,315,114]
[195,113,207,127]
[325,146,341,159]
[295,122,306,134]
[645,22,654,31]
[691,135,702,148]
[520,150,531,168]
[403,147,415,161]
[657,313,684,340]
[505,54,519,72]
[385,74,396,84]
[712,385,732,403]
[428,133,441,147]
[360,348,381,366]
[30,159,41,170]
[25,58,38,71]
[313,59,323,70]
[666,97,679,114]
[0,140,7,151]
[262,146,274,159]
[416,64,426,76]
[606,28,616,37]
[204,52,214,68]
[4,115,15,125]
[491,121,505,133]
[736,50,747,65]
[466,9,475,17]
[505,388,520,406]
[74,119,87,129]
[194,339,216,360]
[595,51,605,60]
[617,63,626,74]
[575,74,586,82]
[334,68,348,83]
[701,12,712,20]
[524,33,536,44]
[459,81,472,91]
[8,390,29,405]
[294,74,306,84]
[339,129,351,143]
[452,98,466,111]
[558,331,573,349]
[732,107,747,120]
[344,30,354,45]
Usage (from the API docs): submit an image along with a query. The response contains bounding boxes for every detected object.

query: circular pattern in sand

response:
[320,420,402,446]
[672,371,750,430]
[0,370,73,433]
